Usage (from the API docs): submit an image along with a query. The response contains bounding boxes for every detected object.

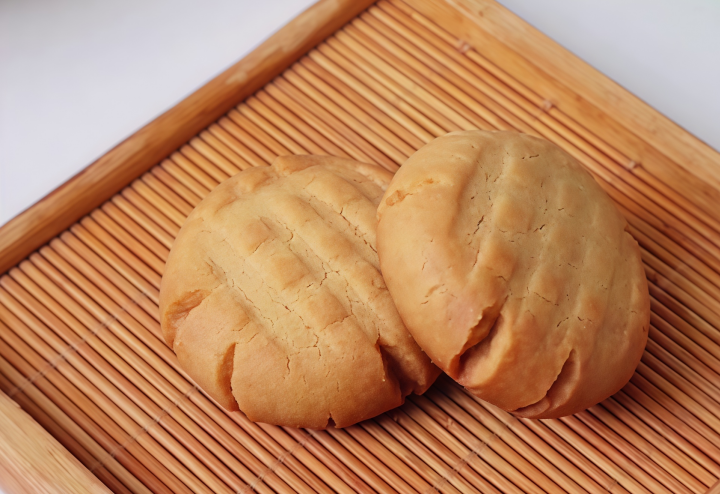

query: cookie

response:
[377,130,649,418]
[160,155,439,428]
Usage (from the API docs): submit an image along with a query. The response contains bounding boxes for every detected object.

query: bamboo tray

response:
[1,0,720,492]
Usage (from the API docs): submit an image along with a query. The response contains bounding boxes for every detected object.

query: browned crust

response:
[377,131,649,418]
[160,155,439,428]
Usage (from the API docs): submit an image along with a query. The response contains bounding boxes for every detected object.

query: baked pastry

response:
[376,130,649,418]
[160,155,439,428]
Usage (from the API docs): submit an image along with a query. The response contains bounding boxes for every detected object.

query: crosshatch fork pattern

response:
[1,0,720,492]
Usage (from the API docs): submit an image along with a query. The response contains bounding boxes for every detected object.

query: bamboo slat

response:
[1,0,720,492]
[0,385,112,494]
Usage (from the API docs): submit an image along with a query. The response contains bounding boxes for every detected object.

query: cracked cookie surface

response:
[160,155,439,428]
[377,130,649,418]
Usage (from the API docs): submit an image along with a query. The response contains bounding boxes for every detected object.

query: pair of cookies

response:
[160,130,649,427]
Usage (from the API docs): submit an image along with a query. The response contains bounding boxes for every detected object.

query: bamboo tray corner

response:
[1,0,720,493]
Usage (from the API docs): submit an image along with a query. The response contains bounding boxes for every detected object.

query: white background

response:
[1,0,719,228]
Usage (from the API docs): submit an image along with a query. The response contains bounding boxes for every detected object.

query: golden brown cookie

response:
[160,155,439,428]
[377,130,649,418]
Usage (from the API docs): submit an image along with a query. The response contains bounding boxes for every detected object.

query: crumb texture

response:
[160,155,438,428]
[377,131,650,418]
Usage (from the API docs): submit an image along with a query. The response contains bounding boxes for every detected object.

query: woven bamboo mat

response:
[2,1,720,492]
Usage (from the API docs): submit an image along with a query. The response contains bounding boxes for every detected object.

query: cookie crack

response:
[511,349,578,418]
[305,190,378,258]
[269,201,380,346]
[467,216,486,245]
[383,178,443,207]
[424,284,445,298]
[532,291,558,306]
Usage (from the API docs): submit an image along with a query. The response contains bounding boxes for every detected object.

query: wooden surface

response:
[709,480,720,494]
[440,0,720,192]
[410,0,720,212]
[0,389,111,494]
[0,0,376,276]
[1,0,720,492]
